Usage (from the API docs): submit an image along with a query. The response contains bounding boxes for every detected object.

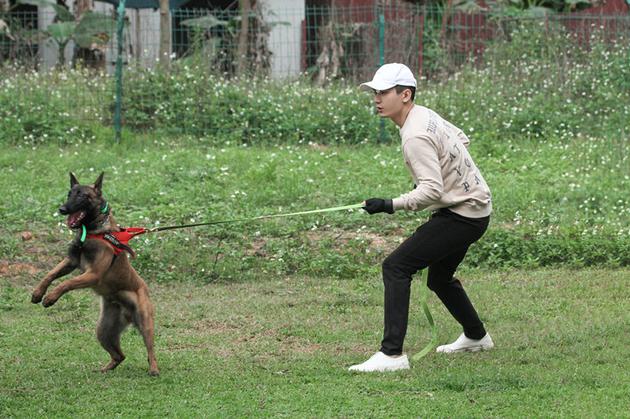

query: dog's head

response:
[59,172,107,229]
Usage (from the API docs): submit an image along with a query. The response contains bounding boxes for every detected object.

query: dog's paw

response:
[148,369,160,377]
[101,357,124,373]
[42,295,58,307]
[31,291,44,304]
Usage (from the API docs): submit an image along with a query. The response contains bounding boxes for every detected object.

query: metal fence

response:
[1,3,629,135]
[2,5,629,77]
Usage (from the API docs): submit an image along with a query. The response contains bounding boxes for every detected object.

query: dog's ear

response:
[70,172,79,187]
[94,172,105,195]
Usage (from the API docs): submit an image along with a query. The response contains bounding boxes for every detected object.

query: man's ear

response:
[70,172,79,187]
[94,172,105,195]
[402,88,412,103]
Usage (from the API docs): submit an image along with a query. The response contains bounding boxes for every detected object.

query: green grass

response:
[2,22,629,415]
[1,138,629,416]
[0,138,628,273]
[1,269,629,417]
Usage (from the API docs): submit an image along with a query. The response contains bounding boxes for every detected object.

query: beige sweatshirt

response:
[392,105,492,218]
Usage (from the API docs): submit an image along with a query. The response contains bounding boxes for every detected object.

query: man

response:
[349,63,494,372]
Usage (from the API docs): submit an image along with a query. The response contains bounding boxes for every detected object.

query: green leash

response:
[412,270,439,361]
[147,203,365,232]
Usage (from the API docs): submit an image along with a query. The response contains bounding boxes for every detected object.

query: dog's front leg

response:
[42,272,99,307]
[32,258,77,303]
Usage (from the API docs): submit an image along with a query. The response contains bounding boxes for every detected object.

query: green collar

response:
[80,202,108,243]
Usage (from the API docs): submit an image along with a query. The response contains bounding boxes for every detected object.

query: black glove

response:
[363,198,394,214]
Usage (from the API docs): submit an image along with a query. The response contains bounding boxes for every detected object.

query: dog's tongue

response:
[67,211,86,228]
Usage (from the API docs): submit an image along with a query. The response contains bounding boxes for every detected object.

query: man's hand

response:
[363,198,394,214]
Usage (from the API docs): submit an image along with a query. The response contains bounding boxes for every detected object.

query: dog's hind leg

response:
[131,287,159,376]
[96,298,129,373]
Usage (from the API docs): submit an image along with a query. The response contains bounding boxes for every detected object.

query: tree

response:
[180,2,276,77]
[72,0,107,69]
[236,0,251,77]
[402,0,594,14]
[17,0,115,68]
[159,0,170,69]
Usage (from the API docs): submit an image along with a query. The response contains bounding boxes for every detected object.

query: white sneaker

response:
[348,351,410,372]
[436,333,494,353]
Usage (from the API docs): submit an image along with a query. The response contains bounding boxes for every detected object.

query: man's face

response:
[372,87,405,118]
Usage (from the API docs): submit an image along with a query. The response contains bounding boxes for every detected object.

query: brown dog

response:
[31,172,159,376]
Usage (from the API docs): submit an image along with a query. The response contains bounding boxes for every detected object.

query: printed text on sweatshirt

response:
[391,105,492,218]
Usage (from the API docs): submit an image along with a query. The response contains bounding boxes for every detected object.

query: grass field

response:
[1,138,628,275]
[2,23,629,416]
[1,269,629,417]
[1,139,629,417]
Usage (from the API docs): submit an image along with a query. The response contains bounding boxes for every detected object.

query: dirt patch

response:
[192,319,243,334]
[238,228,409,258]
[304,229,400,251]
[308,143,329,151]
[0,260,42,276]
[240,229,404,259]
[245,238,268,257]
[280,336,322,355]
[230,326,324,356]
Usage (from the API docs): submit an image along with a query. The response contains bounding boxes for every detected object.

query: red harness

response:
[86,227,147,257]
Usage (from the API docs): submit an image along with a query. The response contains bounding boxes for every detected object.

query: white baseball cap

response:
[360,63,417,91]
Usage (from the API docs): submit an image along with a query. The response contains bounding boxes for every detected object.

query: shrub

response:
[1,21,628,147]
[120,65,380,145]
[420,21,630,143]
[0,66,103,145]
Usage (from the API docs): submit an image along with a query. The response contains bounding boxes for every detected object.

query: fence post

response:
[114,0,127,143]
[418,5,425,77]
[377,3,388,144]
[159,0,171,70]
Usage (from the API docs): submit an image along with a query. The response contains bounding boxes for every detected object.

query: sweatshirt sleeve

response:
[392,136,443,211]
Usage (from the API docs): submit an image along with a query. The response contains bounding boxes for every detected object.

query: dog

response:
[31,172,159,376]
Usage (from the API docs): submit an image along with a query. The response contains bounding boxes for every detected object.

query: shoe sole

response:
[437,345,493,353]
[348,365,410,372]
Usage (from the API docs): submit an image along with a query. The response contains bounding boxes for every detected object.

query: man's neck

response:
[392,103,414,128]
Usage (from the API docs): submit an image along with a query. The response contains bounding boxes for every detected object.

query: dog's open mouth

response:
[67,211,86,228]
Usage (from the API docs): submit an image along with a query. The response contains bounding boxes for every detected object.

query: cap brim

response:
[359,80,397,92]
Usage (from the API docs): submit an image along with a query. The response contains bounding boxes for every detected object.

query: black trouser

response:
[380,208,490,356]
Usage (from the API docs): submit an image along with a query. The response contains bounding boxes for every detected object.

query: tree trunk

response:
[72,0,106,69]
[236,0,251,76]
[440,0,452,72]
[58,41,68,69]
[0,0,10,13]
[440,0,450,46]
[159,0,170,70]
[74,0,92,17]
